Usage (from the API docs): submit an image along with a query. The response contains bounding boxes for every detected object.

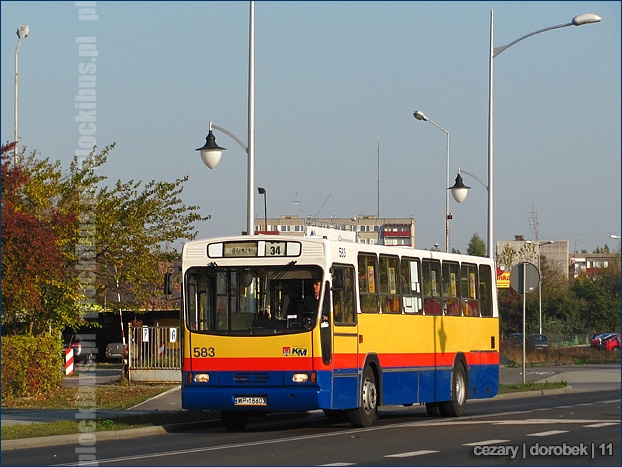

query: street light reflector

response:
[16,25,29,39]
[572,14,601,26]
[413,110,428,121]
[449,171,470,203]
[196,129,226,169]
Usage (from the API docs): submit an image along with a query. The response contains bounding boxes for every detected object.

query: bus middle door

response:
[329,266,359,409]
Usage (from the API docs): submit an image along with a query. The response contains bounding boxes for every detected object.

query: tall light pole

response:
[196,2,255,236]
[526,240,554,334]
[487,11,601,259]
[257,187,267,232]
[15,24,29,166]
[413,110,451,252]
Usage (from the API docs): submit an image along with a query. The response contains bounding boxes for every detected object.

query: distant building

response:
[254,215,416,247]
[569,253,619,278]
[496,237,569,275]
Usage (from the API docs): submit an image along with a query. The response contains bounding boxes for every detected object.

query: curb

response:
[1,419,220,452]
[2,387,575,451]
[492,385,574,400]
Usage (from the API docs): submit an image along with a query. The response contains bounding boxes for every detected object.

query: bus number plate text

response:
[234,396,267,406]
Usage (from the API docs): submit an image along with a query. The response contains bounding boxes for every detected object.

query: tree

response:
[1,143,209,334]
[572,256,621,332]
[1,143,80,336]
[466,233,486,257]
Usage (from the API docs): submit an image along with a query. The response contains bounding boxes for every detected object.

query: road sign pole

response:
[522,263,526,384]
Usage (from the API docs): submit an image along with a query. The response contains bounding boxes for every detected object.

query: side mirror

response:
[331,268,345,291]
[164,272,173,295]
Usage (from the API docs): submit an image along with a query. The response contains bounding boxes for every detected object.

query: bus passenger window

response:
[380,255,400,313]
[401,257,423,313]
[479,264,494,317]
[422,259,442,315]
[358,254,379,313]
[460,263,479,316]
[442,261,461,316]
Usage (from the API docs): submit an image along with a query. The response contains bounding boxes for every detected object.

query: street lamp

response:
[526,240,554,335]
[15,24,29,166]
[196,1,255,236]
[413,110,451,252]
[257,187,267,232]
[486,11,601,259]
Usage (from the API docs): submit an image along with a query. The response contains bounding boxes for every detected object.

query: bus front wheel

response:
[442,362,467,417]
[347,365,378,428]
[221,411,249,431]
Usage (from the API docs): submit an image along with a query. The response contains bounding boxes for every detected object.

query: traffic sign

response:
[510,262,540,294]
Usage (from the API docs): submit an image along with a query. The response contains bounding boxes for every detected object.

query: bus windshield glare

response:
[185,265,324,335]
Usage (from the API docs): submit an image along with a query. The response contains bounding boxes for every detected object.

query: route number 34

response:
[193,347,215,357]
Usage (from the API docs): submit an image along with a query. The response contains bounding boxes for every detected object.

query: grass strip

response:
[498,381,567,394]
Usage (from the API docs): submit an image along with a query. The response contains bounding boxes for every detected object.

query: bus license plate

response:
[234,396,267,406]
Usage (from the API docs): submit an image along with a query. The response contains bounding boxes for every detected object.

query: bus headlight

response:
[292,373,308,383]
[292,372,316,383]
[194,373,210,383]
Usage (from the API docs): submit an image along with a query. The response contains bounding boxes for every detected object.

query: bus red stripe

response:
[185,351,498,372]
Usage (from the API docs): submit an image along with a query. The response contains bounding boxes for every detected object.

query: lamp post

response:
[257,187,267,232]
[14,24,29,166]
[413,110,451,252]
[486,11,601,259]
[526,240,554,335]
[196,1,255,236]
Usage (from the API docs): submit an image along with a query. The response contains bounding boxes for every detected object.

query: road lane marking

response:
[463,439,510,446]
[385,450,439,457]
[584,422,619,428]
[527,430,569,437]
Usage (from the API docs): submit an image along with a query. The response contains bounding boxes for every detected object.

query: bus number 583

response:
[193,347,215,357]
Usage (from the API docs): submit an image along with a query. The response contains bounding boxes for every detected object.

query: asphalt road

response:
[2,389,619,466]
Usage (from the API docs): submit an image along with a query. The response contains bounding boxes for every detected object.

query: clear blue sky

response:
[2,1,620,254]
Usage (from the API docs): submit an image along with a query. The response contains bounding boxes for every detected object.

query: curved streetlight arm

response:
[494,22,572,58]
[211,123,248,154]
[459,168,488,191]
[494,13,601,58]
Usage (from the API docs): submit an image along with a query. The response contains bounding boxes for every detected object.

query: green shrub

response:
[1,335,63,399]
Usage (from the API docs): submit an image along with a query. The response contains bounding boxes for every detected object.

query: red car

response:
[601,333,621,351]
[590,332,617,350]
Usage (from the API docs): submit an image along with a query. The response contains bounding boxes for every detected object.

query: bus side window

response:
[442,261,461,315]
[479,264,494,317]
[422,259,442,315]
[358,253,379,313]
[379,255,400,313]
[460,263,479,316]
[332,265,356,324]
[401,257,423,314]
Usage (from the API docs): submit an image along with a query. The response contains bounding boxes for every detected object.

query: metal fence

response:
[127,324,181,382]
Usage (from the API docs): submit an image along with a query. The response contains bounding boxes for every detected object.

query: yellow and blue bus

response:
[178,235,499,430]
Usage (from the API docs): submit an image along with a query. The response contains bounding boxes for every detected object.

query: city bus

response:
[176,235,499,430]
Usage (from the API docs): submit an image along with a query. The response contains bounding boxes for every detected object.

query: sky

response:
[2,1,620,254]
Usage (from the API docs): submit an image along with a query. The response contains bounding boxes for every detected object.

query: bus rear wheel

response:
[442,362,467,417]
[221,411,249,431]
[347,365,378,428]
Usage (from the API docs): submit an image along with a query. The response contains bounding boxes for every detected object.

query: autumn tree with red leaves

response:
[2,143,208,336]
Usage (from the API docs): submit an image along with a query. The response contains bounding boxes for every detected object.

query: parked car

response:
[601,333,621,351]
[591,332,618,350]
[527,333,549,349]
[105,342,127,361]
[506,332,523,347]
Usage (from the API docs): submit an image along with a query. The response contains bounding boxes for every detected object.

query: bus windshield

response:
[185,265,324,335]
